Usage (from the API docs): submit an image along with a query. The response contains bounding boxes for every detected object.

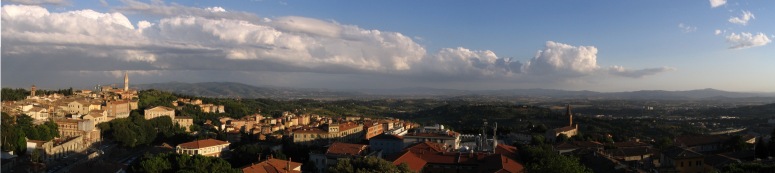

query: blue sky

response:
[2,0,774,92]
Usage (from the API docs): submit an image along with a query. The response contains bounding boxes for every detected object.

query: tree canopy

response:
[328,156,413,173]
[97,112,186,148]
[131,153,240,173]
[520,145,592,173]
[1,113,59,153]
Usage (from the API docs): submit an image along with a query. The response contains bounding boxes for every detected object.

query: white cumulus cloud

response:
[1,0,68,6]
[521,41,673,79]
[522,41,599,76]
[728,11,755,25]
[709,0,726,8]
[725,32,771,49]
[608,66,676,78]
[1,3,674,88]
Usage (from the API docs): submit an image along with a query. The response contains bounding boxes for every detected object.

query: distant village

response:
[0,74,523,173]
[1,73,770,173]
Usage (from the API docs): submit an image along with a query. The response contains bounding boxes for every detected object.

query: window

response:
[680,161,683,167]
[697,161,701,166]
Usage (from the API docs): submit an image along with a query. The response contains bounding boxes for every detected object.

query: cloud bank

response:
[728,11,755,25]
[1,0,68,6]
[709,0,726,8]
[725,32,772,49]
[1,3,672,89]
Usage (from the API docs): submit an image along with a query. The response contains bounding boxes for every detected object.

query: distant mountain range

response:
[135,82,775,100]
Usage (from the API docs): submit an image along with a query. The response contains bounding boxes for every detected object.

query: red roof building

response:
[176,139,230,157]
[242,158,302,173]
[326,142,368,157]
[389,141,525,173]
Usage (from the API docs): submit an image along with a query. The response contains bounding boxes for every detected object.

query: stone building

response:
[176,139,230,157]
[292,122,364,145]
[144,106,175,120]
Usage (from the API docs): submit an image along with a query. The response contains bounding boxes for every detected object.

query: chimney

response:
[286,158,291,173]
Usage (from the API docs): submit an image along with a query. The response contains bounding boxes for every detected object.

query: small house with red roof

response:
[389,141,525,173]
[309,142,380,173]
[242,158,302,173]
[175,138,230,157]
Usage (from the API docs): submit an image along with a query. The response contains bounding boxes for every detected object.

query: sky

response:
[2,0,774,92]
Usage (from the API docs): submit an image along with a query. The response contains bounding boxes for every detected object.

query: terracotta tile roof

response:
[406,141,447,153]
[405,131,459,138]
[494,144,519,159]
[552,126,576,133]
[370,134,403,140]
[612,141,651,148]
[416,152,486,165]
[241,158,302,173]
[605,146,654,157]
[28,107,46,112]
[663,146,703,159]
[326,142,368,156]
[338,122,360,131]
[704,154,741,169]
[292,127,326,134]
[675,135,730,147]
[177,139,229,149]
[87,112,104,118]
[391,150,427,172]
[146,106,175,112]
[573,141,604,148]
[478,154,525,173]
[390,141,526,173]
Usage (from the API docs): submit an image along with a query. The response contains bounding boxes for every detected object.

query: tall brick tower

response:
[31,85,36,97]
[567,104,572,126]
[124,72,129,91]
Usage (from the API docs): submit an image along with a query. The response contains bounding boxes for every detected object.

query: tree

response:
[1,113,27,153]
[655,137,673,150]
[131,153,240,173]
[530,135,545,145]
[756,137,768,159]
[527,153,593,173]
[556,134,569,143]
[727,135,750,151]
[521,145,592,173]
[230,144,269,167]
[1,88,28,101]
[328,157,413,173]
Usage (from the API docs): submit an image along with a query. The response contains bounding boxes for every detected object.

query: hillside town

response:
[2,74,774,173]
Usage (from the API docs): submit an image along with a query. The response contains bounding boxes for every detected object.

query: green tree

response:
[1,113,27,153]
[138,90,177,110]
[1,88,29,101]
[521,145,592,173]
[655,137,673,150]
[556,134,569,143]
[328,157,413,173]
[131,153,240,173]
[531,135,545,145]
[230,144,268,167]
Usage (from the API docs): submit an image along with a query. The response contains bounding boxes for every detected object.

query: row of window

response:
[679,160,702,167]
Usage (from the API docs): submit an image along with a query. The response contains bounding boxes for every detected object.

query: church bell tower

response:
[124,72,129,91]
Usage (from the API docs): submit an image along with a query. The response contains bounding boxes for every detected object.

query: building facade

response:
[144,106,175,120]
[292,122,364,145]
[104,100,131,118]
[176,139,230,157]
